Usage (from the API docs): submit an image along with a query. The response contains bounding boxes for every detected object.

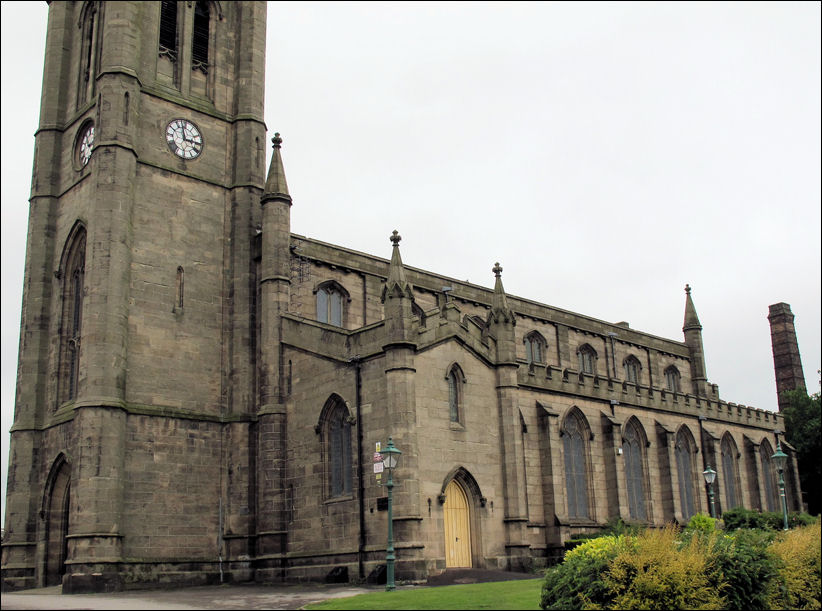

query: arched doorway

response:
[443,479,472,567]
[44,458,71,586]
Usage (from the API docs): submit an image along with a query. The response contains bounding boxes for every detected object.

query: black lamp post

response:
[771,442,789,531]
[380,437,402,591]
[702,465,717,518]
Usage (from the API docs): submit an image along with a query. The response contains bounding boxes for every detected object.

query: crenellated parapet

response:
[517,364,781,429]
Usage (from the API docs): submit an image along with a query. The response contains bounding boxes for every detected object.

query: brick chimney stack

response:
[768,303,806,411]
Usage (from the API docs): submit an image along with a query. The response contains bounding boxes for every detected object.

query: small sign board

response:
[373,452,383,463]
[375,442,381,453]
[373,462,384,474]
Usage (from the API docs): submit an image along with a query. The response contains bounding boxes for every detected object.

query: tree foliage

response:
[781,388,821,515]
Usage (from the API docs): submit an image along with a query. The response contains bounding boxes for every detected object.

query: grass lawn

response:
[305,578,543,610]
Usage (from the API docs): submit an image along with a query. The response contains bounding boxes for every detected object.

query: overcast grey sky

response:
[2,1,820,521]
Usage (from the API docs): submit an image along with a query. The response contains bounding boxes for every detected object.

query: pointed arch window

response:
[624,355,641,384]
[623,419,647,520]
[759,441,778,512]
[524,332,546,365]
[159,1,179,62]
[174,266,184,312]
[675,427,698,520]
[316,282,347,327]
[577,344,597,375]
[446,364,465,424]
[563,409,590,519]
[721,434,740,509]
[77,2,103,107]
[412,302,426,328]
[192,1,210,73]
[58,226,87,404]
[322,398,352,498]
[664,366,681,393]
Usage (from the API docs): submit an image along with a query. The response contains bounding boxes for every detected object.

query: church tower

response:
[3,1,267,592]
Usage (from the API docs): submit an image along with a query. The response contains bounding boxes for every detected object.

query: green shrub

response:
[767,521,821,610]
[541,535,631,610]
[722,507,769,531]
[788,511,819,529]
[565,517,645,549]
[686,512,717,534]
[599,516,644,537]
[604,525,726,610]
[722,507,819,532]
[709,529,780,610]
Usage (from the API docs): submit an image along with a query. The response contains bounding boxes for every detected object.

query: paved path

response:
[1,569,536,609]
[1,583,381,610]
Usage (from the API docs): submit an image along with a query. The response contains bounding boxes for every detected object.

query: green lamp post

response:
[702,465,717,518]
[771,442,789,531]
[380,437,402,591]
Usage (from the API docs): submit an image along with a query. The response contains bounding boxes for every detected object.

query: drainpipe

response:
[352,355,366,580]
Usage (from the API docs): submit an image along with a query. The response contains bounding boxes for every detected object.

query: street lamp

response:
[380,437,402,591]
[771,442,789,531]
[702,465,717,518]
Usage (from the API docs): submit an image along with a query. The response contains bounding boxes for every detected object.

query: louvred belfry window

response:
[159,1,178,62]
[192,1,210,73]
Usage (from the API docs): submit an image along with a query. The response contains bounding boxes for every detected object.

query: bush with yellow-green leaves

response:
[540,518,820,611]
[768,520,821,610]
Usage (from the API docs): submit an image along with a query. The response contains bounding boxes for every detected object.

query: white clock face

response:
[166,119,203,159]
[79,124,94,166]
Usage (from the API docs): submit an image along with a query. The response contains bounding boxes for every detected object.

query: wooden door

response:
[443,480,472,567]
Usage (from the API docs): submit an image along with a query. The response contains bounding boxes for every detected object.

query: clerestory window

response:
[316,282,346,327]
[664,366,681,393]
[624,356,641,384]
[524,332,546,365]
[577,344,597,375]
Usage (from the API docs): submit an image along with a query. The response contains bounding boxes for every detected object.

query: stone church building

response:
[2,1,805,593]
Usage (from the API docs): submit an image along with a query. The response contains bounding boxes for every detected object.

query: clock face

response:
[79,124,94,166]
[166,119,203,159]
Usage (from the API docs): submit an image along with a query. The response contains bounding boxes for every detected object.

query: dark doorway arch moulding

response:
[438,466,486,507]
